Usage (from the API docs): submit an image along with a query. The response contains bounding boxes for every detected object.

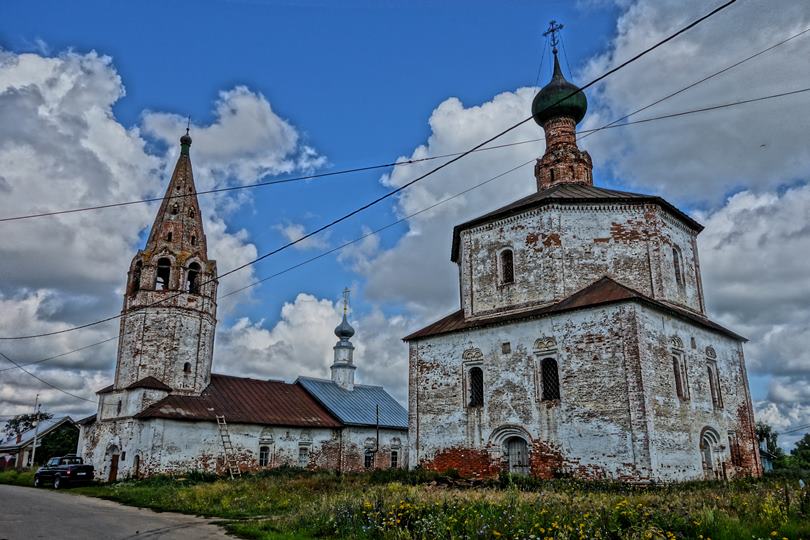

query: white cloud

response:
[0,49,321,419]
[274,222,331,251]
[214,293,410,403]
[141,86,326,188]
[579,0,810,203]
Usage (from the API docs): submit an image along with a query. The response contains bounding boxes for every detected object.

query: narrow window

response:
[183,362,191,374]
[155,258,171,290]
[190,235,197,246]
[540,358,560,401]
[364,450,374,469]
[258,446,270,467]
[499,249,515,285]
[171,203,179,215]
[298,446,309,468]
[130,261,143,296]
[166,232,173,242]
[708,363,723,409]
[468,367,484,407]
[188,208,195,218]
[186,262,201,294]
[673,246,684,290]
[390,450,398,469]
[672,353,690,400]
[116,400,122,415]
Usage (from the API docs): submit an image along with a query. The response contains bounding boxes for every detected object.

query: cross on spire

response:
[342,287,351,314]
[186,115,191,135]
[543,20,564,55]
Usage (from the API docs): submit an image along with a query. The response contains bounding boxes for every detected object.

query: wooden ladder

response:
[216,415,241,479]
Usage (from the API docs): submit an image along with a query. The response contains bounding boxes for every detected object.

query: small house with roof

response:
[78,133,406,480]
[0,416,78,470]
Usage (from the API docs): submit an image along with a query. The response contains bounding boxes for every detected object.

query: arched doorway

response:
[505,436,529,475]
[700,427,721,480]
[105,445,120,482]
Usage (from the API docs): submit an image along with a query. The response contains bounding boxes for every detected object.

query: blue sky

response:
[2,0,810,444]
[3,1,621,323]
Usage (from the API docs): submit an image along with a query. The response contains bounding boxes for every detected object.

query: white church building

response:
[404,43,761,482]
[78,132,407,481]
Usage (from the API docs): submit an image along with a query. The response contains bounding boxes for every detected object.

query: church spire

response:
[331,288,357,391]
[532,21,593,191]
[144,131,208,261]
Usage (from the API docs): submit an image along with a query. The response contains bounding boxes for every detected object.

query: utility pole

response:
[29,394,40,468]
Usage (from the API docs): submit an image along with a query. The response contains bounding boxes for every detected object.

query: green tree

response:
[35,424,79,465]
[2,412,54,439]
[790,433,810,469]
[756,421,788,468]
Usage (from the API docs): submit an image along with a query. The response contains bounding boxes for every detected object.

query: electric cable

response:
[0,0,740,342]
[0,0,739,227]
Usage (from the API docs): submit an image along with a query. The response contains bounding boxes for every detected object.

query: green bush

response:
[0,469,36,487]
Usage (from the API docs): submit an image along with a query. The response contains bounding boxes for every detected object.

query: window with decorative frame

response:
[462,348,484,410]
[259,446,270,467]
[390,450,398,469]
[540,357,560,401]
[706,346,723,409]
[297,445,310,468]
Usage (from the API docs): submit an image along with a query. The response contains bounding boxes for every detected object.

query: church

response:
[78,132,407,481]
[404,43,762,482]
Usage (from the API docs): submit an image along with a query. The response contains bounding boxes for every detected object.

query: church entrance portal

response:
[505,437,529,475]
[109,453,119,482]
[700,427,721,480]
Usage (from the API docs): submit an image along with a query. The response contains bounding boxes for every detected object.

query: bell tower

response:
[113,131,218,395]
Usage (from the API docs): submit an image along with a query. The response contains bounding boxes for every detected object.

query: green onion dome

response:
[532,53,587,126]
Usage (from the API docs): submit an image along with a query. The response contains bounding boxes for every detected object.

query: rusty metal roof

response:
[403,276,744,342]
[297,377,408,429]
[125,376,172,392]
[135,374,341,428]
[450,184,704,262]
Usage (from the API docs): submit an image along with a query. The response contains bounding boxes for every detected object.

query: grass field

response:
[3,468,809,539]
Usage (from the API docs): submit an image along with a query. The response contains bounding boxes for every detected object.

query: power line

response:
[0,350,97,403]
[0,1,751,344]
[0,1,739,402]
[0,0,739,227]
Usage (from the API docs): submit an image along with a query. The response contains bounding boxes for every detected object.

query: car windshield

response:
[61,457,83,465]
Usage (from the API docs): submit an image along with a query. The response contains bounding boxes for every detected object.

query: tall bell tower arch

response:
[114,131,218,395]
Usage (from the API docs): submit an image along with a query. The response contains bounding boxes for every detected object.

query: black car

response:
[34,455,94,488]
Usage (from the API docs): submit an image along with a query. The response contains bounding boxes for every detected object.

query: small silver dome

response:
[334,314,355,340]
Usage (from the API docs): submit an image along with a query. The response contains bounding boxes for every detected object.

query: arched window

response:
[170,203,179,215]
[183,362,191,374]
[707,363,723,410]
[258,446,270,467]
[540,358,560,401]
[155,258,171,290]
[499,249,514,285]
[468,367,484,407]
[188,208,195,218]
[672,352,690,400]
[672,246,684,290]
[166,232,172,242]
[130,261,143,296]
[186,262,201,294]
[190,235,197,246]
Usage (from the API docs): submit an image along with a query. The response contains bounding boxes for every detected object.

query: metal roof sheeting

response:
[0,416,74,451]
[297,377,408,429]
[136,374,341,428]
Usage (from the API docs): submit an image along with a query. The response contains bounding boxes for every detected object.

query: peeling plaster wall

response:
[408,304,652,481]
[636,305,761,481]
[79,418,408,480]
[407,302,759,482]
[459,204,703,320]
